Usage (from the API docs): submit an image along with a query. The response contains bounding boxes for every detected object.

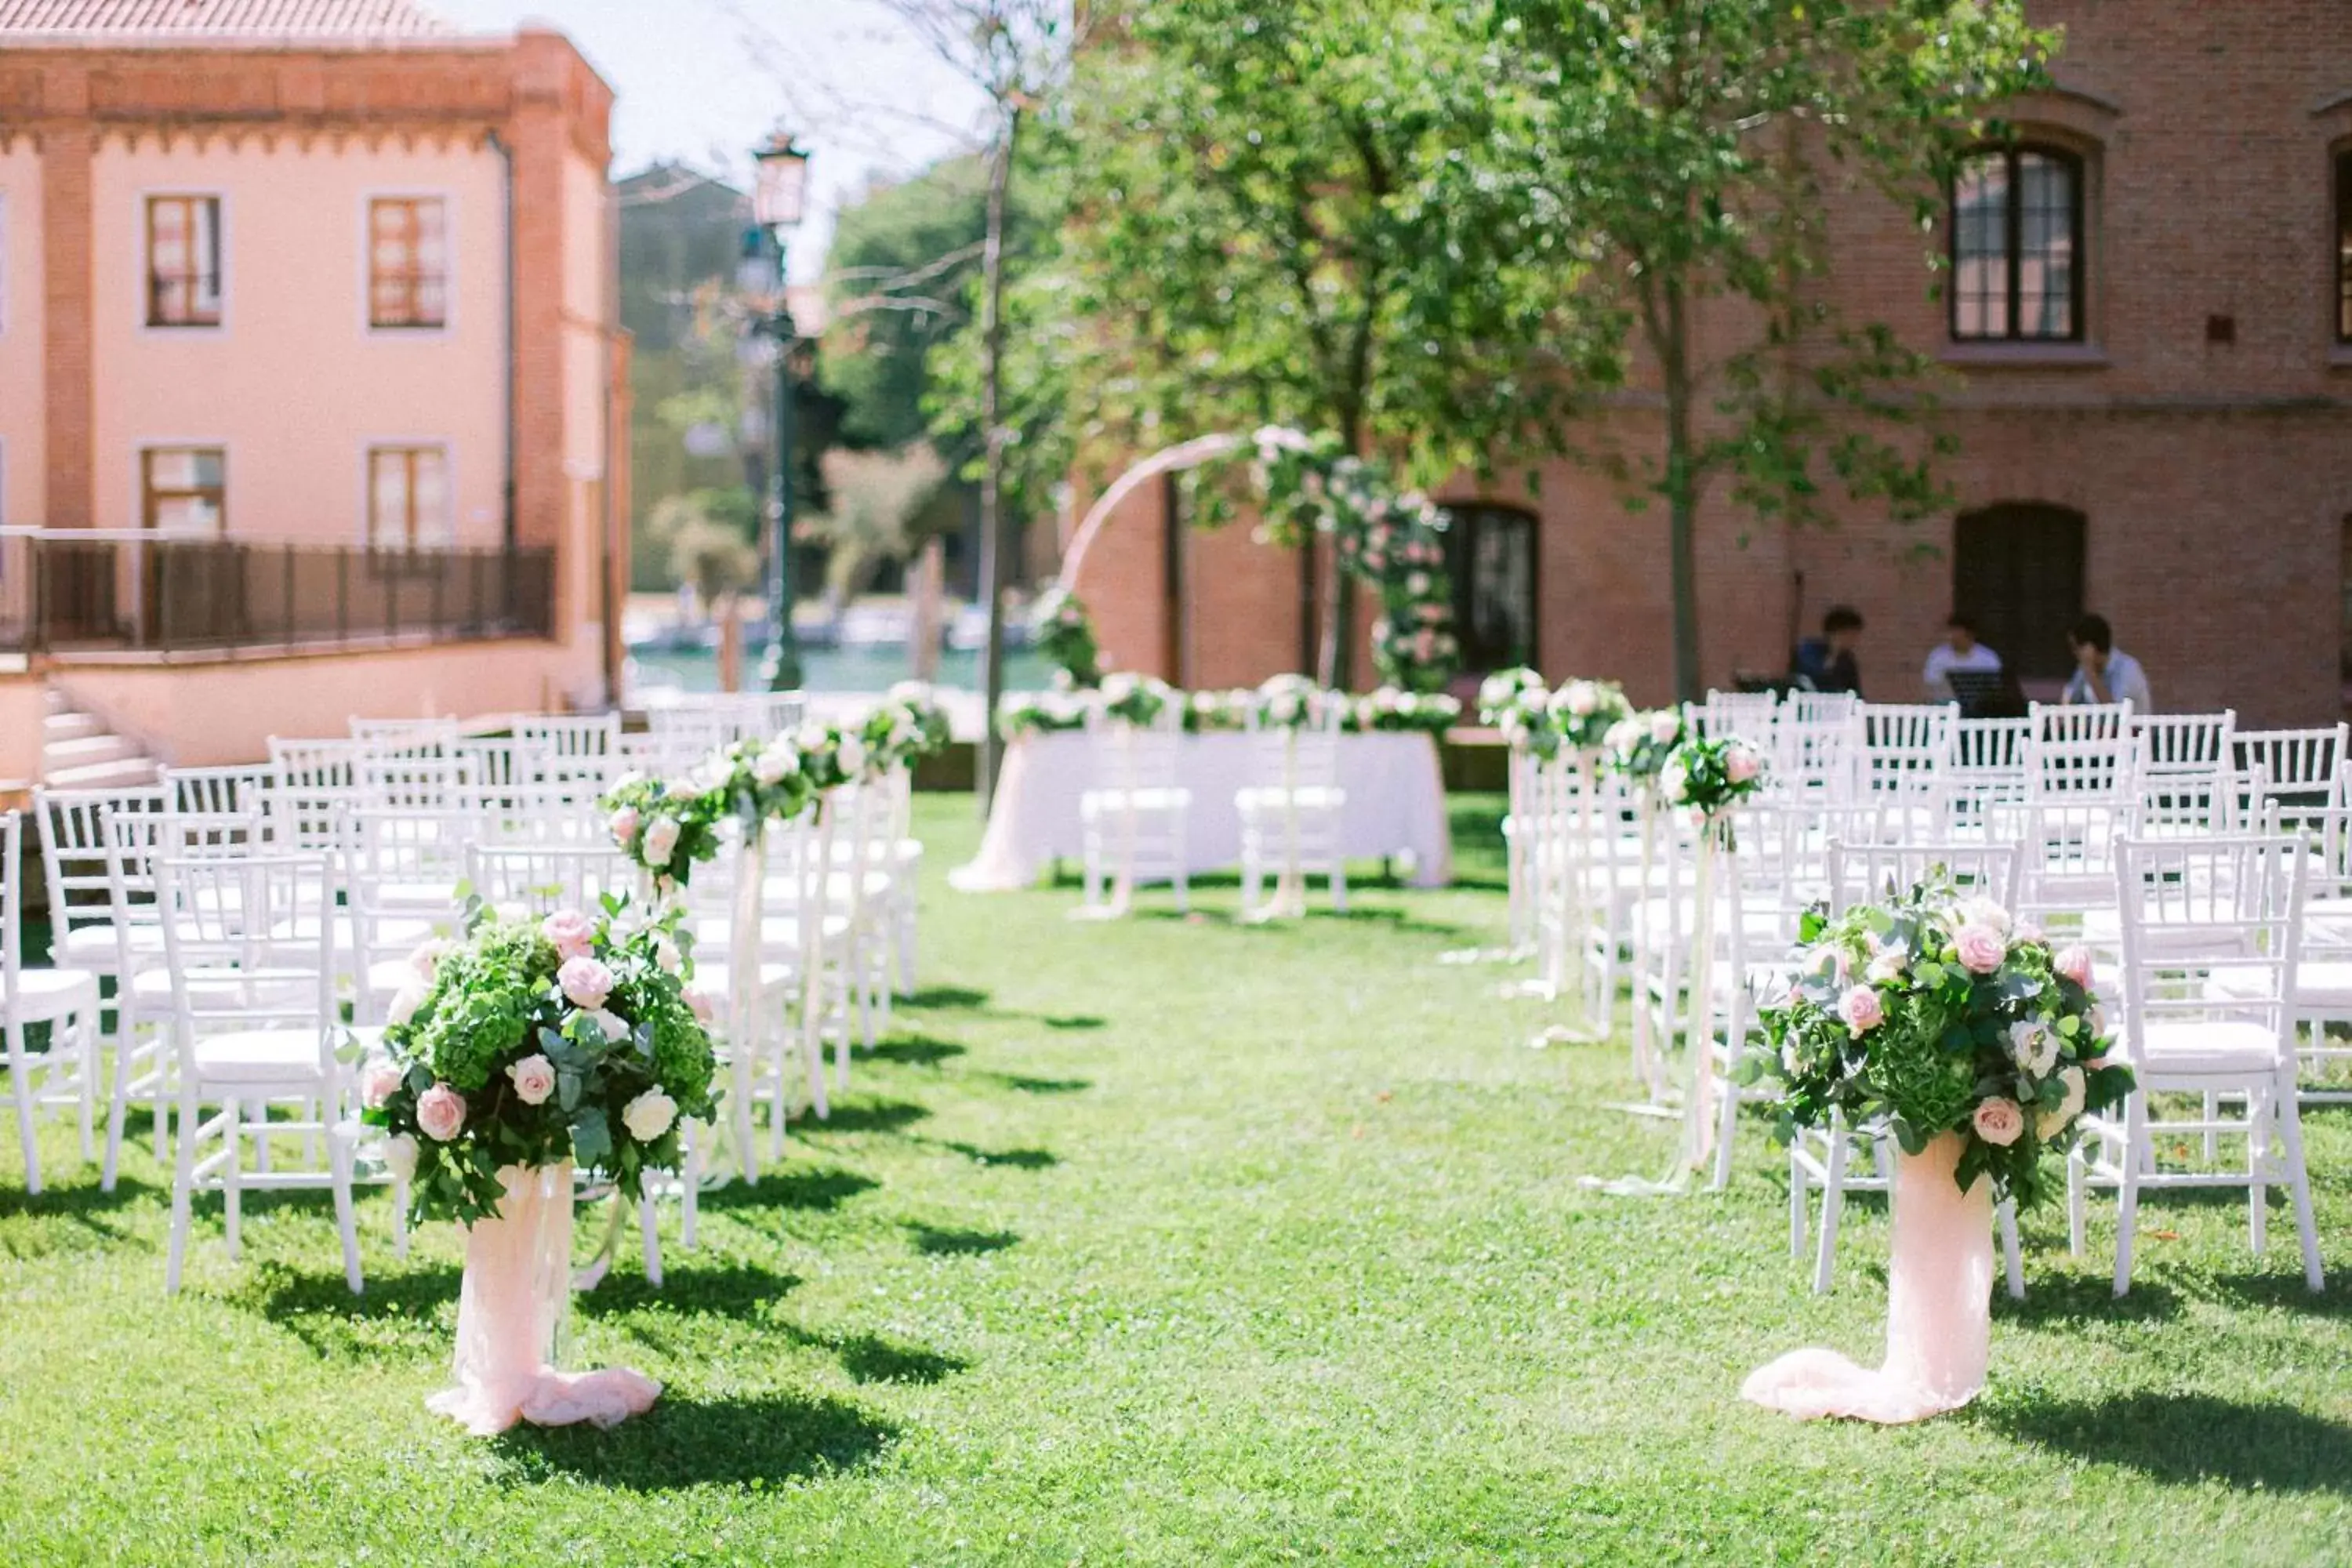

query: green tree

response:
[821,158,990,454]
[1490,0,2055,698]
[800,444,955,606]
[1020,0,1574,688]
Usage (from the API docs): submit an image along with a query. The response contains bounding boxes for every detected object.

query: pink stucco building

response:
[0,0,630,784]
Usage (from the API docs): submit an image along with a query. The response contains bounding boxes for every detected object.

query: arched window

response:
[1953,504,2085,680]
[1439,503,1537,673]
[1951,144,2084,342]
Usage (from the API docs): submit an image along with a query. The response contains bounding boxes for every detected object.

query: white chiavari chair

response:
[2071,833,2324,1295]
[156,840,363,1294]
[267,736,367,850]
[164,764,278,823]
[1860,703,1957,837]
[517,713,622,791]
[1078,701,1192,915]
[1790,839,2027,1295]
[1237,699,1349,918]
[350,716,458,755]
[465,841,636,918]
[2027,701,2137,804]
[2,811,103,1195]
[2134,710,2234,781]
[2234,724,2348,825]
[1951,715,2031,833]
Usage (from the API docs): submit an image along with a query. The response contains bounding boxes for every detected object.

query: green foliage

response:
[1029,584,1101,688]
[800,445,953,603]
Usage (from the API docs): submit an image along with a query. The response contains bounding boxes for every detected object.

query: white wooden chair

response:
[156,843,363,1294]
[517,713,622,791]
[1,811,104,1195]
[1079,703,1193,915]
[2070,833,2325,1296]
[466,841,636,918]
[1237,700,1348,918]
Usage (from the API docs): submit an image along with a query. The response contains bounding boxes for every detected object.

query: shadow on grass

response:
[937,1141,1058,1171]
[698,1166,879,1214]
[1319,907,1467,939]
[801,1098,932,1137]
[907,1221,1018,1256]
[1998,1272,2183,1327]
[226,1259,460,1356]
[1990,1392,2352,1493]
[0,1174,158,1240]
[575,1261,802,1323]
[1042,1014,1105,1031]
[496,1392,898,1490]
[2205,1271,2351,1316]
[905,985,990,1011]
[985,1072,1091,1095]
[868,1034,967,1068]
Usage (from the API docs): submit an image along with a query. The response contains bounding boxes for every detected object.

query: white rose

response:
[382,1132,419,1181]
[1658,760,1690,804]
[1649,710,1682,745]
[753,744,797,786]
[621,1089,677,1143]
[654,935,682,975]
[387,982,430,1028]
[2036,1065,2089,1140]
[837,735,867,775]
[2007,1019,2060,1077]
[1866,947,1907,985]
[1604,718,1642,757]
[641,815,681,866]
[585,1008,631,1043]
[1958,897,2013,938]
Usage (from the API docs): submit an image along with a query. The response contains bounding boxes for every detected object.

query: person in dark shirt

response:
[1793,605,1865,695]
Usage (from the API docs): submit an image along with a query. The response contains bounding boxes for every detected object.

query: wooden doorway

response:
[1952,503,2085,681]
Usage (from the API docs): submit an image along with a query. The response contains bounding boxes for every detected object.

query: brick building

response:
[1069,2,2352,725]
[0,0,626,778]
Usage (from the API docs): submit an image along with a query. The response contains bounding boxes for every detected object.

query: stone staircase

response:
[42,686,159,790]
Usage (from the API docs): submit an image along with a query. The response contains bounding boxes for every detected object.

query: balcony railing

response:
[0,531,556,655]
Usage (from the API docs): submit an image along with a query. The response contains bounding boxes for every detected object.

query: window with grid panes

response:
[147,196,223,327]
[368,446,452,550]
[1951,146,2082,342]
[368,198,448,329]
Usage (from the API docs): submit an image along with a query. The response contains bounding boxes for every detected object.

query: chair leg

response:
[165,1086,201,1294]
[1330,851,1348,913]
[76,1009,97,1163]
[2067,1147,2088,1258]
[1998,1200,2024,1301]
[7,1020,42,1196]
[221,1096,243,1262]
[681,1127,702,1251]
[330,1133,363,1295]
[102,1010,139,1192]
[2248,1082,2270,1257]
[2112,1102,2144,1297]
[728,1041,759,1188]
[2201,1090,2220,1163]
[638,1194,662,1287]
[2272,1073,2325,1292]
[1788,1148,1808,1261]
[1813,1134,1849,1294]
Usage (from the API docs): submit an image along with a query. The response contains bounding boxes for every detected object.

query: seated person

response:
[1922,613,2002,702]
[1791,605,1865,695]
[2062,613,2153,710]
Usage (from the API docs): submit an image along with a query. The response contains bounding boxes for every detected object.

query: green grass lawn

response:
[2,795,2348,1564]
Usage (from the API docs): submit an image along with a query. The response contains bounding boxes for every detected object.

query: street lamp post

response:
[750,131,811,693]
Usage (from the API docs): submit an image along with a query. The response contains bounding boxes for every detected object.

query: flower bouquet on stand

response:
[364,898,719,1435]
[1538,680,1633,1036]
[1605,707,1689,1094]
[1741,879,2133,1423]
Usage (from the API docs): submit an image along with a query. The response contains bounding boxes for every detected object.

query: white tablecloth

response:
[951,730,1453,891]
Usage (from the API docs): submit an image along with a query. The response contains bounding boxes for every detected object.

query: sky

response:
[427,0,992,280]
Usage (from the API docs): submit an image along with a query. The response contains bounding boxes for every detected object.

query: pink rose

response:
[1838,984,1884,1035]
[361,1062,403,1110]
[539,909,595,961]
[557,955,615,1011]
[681,985,715,1024]
[415,1083,466,1142]
[608,806,639,845]
[2054,945,2094,989]
[1954,924,2007,975]
[1972,1097,2024,1147]
[506,1053,557,1106]
[1725,742,1761,784]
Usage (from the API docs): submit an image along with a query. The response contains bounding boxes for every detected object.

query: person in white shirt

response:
[1922,613,2002,701]
[2062,613,2153,710]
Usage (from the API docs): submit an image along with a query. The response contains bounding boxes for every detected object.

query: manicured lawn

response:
[2,794,2347,1563]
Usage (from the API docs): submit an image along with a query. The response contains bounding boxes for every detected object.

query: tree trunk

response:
[976,104,1023,816]
[909,535,944,682]
[1316,539,1345,688]
[1661,277,1703,702]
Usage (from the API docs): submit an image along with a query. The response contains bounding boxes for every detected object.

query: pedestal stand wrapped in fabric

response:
[1741,1132,1993,1424]
[426,1163,661,1436]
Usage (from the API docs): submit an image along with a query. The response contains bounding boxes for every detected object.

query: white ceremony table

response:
[950,729,1454,891]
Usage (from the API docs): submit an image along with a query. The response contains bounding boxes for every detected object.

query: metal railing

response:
[0,531,555,655]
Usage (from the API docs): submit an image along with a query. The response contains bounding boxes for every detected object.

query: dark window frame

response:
[2335,149,2352,344]
[141,446,227,535]
[1948,143,2085,344]
[146,194,223,328]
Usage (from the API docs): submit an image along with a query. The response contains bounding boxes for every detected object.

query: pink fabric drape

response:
[426,1163,661,1436]
[1742,1131,1993,1424]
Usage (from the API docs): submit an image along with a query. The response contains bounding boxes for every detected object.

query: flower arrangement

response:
[1657,733,1767,821]
[1254,672,1326,729]
[1101,670,1174,728]
[602,771,725,891]
[1032,584,1102,689]
[1240,426,1458,692]
[1606,706,1689,787]
[362,897,720,1225]
[1478,667,1548,727]
[1347,686,1461,735]
[997,688,1092,739]
[873,681,953,766]
[1757,878,2135,1203]
[1545,678,1632,754]
[1183,688,1256,732]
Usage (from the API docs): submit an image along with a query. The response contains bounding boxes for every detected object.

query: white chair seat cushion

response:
[688,958,799,995]
[58,924,164,964]
[693,913,855,950]
[1,965,102,1020]
[191,1028,331,1084]
[1236,785,1345,813]
[1080,787,1193,816]
[2205,959,2352,1011]
[2136,1018,2284,1075]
